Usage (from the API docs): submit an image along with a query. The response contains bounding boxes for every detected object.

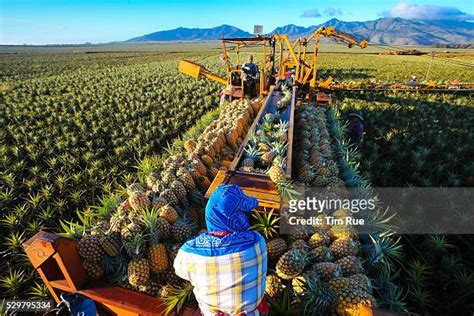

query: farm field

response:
[1,43,473,315]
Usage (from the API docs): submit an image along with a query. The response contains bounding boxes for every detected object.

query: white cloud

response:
[324,8,343,17]
[301,9,321,18]
[382,1,473,21]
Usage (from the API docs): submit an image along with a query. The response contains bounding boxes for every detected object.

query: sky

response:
[0,0,473,45]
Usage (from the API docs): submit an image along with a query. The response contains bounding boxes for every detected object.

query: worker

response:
[348,111,365,146]
[241,54,259,97]
[407,75,418,86]
[174,184,268,316]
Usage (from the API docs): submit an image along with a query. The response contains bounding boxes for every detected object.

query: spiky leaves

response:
[250,208,280,240]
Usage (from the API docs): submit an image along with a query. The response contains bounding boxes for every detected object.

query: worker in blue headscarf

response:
[174,184,268,316]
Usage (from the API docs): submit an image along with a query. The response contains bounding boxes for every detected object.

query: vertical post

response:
[311,36,320,89]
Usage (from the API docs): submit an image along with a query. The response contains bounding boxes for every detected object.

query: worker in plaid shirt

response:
[174,184,268,315]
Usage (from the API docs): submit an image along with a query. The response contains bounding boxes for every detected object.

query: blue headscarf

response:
[180,184,260,256]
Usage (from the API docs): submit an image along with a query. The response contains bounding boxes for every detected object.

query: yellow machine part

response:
[179,59,227,85]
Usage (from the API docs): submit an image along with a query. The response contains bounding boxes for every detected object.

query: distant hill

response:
[274,18,474,46]
[126,18,473,45]
[126,25,252,42]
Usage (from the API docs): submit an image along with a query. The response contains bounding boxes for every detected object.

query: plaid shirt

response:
[174,235,267,315]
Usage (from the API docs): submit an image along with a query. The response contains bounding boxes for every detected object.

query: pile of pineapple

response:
[294,106,346,189]
[66,99,261,303]
[255,208,375,315]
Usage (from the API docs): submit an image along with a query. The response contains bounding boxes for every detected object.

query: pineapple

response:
[242,146,260,170]
[183,139,197,154]
[349,274,372,293]
[127,183,145,196]
[170,180,187,201]
[109,210,128,233]
[308,231,330,249]
[292,270,318,294]
[129,191,151,211]
[208,166,219,179]
[77,235,104,262]
[261,150,276,165]
[126,234,150,287]
[335,256,364,276]
[298,165,315,183]
[160,189,179,206]
[285,231,309,244]
[121,221,143,244]
[328,278,375,316]
[201,154,213,167]
[312,262,342,281]
[276,248,309,280]
[265,274,282,298]
[140,280,161,297]
[196,175,211,192]
[330,238,359,259]
[142,209,169,274]
[83,260,104,279]
[158,204,178,224]
[328,225,356,241]
[266,238,287,260]
[152,195,168,209]
[172,219,194,243]
[268,161,286,184]
[310,246,334,262]
[156,217,172,239]
[100,233,121,257]
[290,239,309,250]
[177,167,196,191]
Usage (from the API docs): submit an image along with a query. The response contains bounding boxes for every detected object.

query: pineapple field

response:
[1,44,473,315]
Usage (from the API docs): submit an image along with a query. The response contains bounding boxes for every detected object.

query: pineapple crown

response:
[250,208,280,240]
[244,145,261,159]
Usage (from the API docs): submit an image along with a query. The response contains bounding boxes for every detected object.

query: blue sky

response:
[0,0,472,44]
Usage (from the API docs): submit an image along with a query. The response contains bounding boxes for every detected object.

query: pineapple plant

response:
[142,209,169,274]
[276,248,309,280]
[242,146,260,171]
[126,234,150,287]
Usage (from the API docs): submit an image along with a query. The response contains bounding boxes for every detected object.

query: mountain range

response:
[126,18,473,46]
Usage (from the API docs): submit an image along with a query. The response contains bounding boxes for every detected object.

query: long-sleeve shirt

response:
[174,234,267,316]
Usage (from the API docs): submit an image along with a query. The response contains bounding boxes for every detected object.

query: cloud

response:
[301,9,321,18]
[382,1,474,21]
[324,8,343,17]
